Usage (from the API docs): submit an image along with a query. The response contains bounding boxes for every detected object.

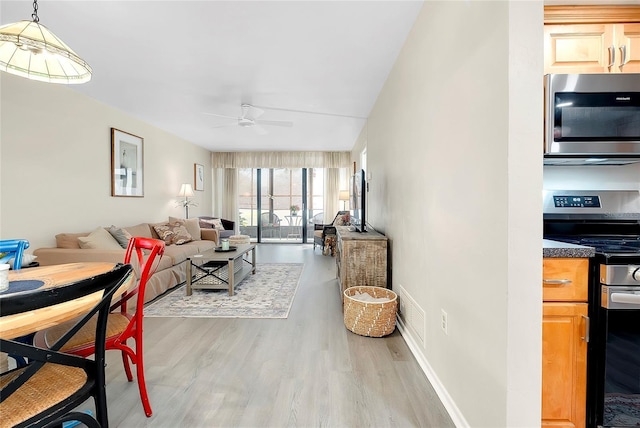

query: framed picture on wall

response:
[194,163,204,191]
[111,128,144,197]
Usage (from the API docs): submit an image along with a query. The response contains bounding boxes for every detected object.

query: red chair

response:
[34,237,165,417]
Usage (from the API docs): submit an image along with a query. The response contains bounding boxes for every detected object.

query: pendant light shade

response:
[0,2,91,84]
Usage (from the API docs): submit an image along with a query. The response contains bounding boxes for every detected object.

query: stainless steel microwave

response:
[544,73,640,165]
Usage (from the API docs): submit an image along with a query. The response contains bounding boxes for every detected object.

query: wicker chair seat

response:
[0,263,133,428]
[0,363,87,428]
[31,237,165,418]
[38,313,130,354]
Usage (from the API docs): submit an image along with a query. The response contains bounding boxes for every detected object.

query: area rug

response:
[144,263,304,319]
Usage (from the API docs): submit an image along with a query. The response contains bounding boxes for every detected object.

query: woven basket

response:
[343,286,398,337]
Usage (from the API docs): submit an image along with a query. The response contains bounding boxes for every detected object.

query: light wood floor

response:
[96,244,455,427]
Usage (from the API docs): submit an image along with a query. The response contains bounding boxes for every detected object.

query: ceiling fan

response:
[204,104,293,135]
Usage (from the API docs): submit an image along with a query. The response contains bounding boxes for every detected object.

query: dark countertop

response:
[543,239,595,258]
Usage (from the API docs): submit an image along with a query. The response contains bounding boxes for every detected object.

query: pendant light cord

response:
[31,0,39,23]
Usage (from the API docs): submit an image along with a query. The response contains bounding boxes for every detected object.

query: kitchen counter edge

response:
[543,239,595,258]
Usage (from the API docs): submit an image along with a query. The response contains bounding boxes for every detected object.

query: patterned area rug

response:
[144,263,304,319]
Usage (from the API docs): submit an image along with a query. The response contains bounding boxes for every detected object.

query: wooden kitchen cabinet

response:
[544,23,640,74]
[542,258,589,428]
[544,6,640,75]
[542,302,588,428]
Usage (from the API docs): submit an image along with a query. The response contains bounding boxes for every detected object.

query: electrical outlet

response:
[441,309,448,335]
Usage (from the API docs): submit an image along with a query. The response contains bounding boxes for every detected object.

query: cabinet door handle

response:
[581,315,590,343]
[619,45,627,69]
[543,279,572,285]
[608,45,616,70]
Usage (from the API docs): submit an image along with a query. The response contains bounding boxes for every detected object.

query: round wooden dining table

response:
[0,262,134,340]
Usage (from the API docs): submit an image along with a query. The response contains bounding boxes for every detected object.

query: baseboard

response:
[397,318,470,428]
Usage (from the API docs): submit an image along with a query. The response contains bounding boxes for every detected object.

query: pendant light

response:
[0,0,91,84]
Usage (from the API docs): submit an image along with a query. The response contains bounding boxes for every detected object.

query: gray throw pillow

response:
[107,225,133,248]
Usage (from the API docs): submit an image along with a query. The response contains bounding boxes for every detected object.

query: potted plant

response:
[290,204,300,216]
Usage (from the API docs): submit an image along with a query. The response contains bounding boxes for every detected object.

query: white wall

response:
[0,73,212,251]
[355,2,543,426]
[543,165,640,190]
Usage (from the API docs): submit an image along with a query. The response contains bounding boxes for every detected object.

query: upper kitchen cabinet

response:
[544,6,640,75]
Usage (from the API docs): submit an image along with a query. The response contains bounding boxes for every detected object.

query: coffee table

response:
[185,243,256,296]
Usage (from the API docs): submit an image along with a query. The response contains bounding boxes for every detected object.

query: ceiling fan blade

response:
[256,119,294,128]
[203,112,239,120]
[210,122,237,129]
[253,105,366,119]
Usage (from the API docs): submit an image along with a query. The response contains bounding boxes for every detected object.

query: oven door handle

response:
[611,293,640,305]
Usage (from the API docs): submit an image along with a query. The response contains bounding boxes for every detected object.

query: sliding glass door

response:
[238,168,324,243]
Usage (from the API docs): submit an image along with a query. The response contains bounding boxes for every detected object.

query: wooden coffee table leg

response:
[251,247,256,274]
[186,259,193,296]
[228,259,234,296]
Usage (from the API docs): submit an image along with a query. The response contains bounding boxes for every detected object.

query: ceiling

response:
[1,1,424,152]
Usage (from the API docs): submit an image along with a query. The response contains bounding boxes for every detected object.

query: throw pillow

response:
[169,216,201,239]
[153,222,193,245]
[55,232,89,249]
[77,227,123,250]
[200,218,225,231]
[334,213,351,226]
[107,225,133,248]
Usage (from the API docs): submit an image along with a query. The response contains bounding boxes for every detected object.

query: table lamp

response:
[339,190,350,211]
[177,183,195,218]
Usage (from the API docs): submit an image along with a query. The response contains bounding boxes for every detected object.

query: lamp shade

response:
[339,190,350,201]
[0,20,91,84]
[177,183,194,198]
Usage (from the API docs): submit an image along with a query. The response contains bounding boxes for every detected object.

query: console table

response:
[335,226,388,299]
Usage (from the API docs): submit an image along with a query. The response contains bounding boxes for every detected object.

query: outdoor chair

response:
[261,212,281,238]
[34,237,165,417]
[0,263,133,428]
[313,211,350,251]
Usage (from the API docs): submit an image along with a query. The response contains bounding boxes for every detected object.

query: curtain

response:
[324,168,341,221]
[212,168,224,218]
[211,151,352,231]
[211,151,350,169]
[221,169,238,231]
[212,168,239,232]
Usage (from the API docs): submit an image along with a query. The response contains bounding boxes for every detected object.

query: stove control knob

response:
[633,268,640,282]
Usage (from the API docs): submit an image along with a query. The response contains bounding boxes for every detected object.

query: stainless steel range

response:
[543,190,640,428]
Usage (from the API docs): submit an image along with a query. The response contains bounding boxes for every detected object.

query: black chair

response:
[261,212,281,238]
[313,211,349,251]
[0,263,133,428]
[198,216,236,240]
